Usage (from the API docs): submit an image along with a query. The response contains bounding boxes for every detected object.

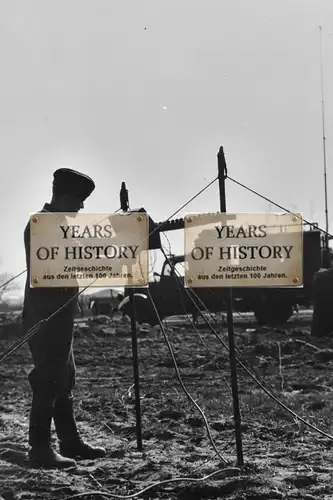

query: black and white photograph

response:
[1,1,333,499]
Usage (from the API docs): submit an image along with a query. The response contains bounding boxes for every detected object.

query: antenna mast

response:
[319,25,330,266]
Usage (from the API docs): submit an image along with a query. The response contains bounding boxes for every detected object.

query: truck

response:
[117,224,323,326]
[88,288,124,316]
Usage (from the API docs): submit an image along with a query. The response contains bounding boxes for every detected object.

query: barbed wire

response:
[0,178,219,362]
[0,279,98,363]
[0,177,218,294]
[0,177,241,500]
[227,175,333,240]
[160,246,281,396]
[159,248,333,442]
[1,171,331,499]
[0,171,330,297]
[162,281,233,397]
[0,270,27,290]
[146,288,229,465]
[62,468,241,500]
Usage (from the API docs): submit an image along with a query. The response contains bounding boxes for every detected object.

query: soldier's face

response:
[58,195,84,213]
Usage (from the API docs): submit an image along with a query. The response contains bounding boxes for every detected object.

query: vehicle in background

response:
[88,288,124,316]
[117,229,323,326]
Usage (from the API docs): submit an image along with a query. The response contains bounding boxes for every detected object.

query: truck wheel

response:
[118,304,158,326]
[121,299,161,326]
[254,301,293,325]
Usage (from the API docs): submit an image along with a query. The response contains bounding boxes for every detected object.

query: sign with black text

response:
[184,212,303,288]
[29,212,149,287]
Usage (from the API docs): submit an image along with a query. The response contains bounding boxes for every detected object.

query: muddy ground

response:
[1,311,333,500]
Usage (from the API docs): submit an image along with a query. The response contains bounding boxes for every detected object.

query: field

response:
[1,311,333,500]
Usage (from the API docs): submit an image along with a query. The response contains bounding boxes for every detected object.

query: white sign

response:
[30,212,149,287]
[184,212,303,288]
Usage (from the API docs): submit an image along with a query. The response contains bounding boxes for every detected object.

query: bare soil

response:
[1,312,333,500]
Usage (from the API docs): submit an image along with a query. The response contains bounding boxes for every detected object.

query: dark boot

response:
[28,393,77,469]
[54,394,106,459]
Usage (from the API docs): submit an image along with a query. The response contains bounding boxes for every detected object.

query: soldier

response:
[23,168,106,469]
[311,267,333,337]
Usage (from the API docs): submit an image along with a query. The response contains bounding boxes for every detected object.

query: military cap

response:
[53,168,95,201]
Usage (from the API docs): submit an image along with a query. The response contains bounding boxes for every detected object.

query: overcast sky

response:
[0,0,333,294]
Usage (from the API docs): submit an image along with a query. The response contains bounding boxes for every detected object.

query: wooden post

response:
[217,147,244,466]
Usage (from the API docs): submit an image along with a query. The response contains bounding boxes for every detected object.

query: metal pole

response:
[129,288,143,450]
[217,147,244,466]
[120,182,143,451]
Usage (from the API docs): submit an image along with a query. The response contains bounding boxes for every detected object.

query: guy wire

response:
[160,248,333,441]
[146,288,229,465]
